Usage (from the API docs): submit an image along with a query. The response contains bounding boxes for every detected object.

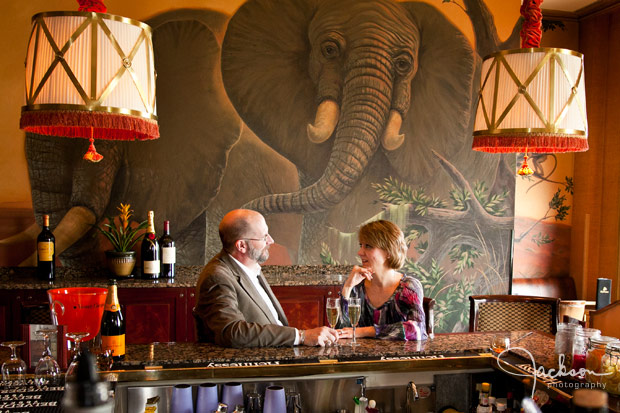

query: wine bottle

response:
[159,220,175,278]
[37,214,55,280]
[141,211,160,279]
[476,383,492,413]
[100,280,125,361]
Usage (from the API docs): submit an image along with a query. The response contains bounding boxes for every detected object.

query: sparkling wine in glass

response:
[326,298,340,328]
[326,298,340,346]
[34,328,61,388]
[1,341,27,387]
[348,297,362,347]
[66,332,89,377]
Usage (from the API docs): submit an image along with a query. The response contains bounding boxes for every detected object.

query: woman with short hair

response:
[338,220,427,341]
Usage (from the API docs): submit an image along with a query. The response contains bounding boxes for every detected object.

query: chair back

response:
[423,297,435,338]
[469,295,559,334]
[589,300,620,338]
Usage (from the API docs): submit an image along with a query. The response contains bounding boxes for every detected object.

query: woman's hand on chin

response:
[345,265,372,288]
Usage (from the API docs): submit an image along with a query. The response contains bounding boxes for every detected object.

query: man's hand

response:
[303,326,339,347]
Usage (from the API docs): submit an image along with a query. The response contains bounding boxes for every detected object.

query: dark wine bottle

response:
[37,214,55,280]
[100,280,125,361]
[159,220,175,278]
[141,211,160,279]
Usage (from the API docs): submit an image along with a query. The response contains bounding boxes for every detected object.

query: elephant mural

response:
[1,9,300,266]
[3,0,520,277]
[219,0,520,263]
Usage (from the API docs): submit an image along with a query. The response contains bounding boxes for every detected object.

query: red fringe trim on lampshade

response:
[472,134,589,153]
[20,111,159,141]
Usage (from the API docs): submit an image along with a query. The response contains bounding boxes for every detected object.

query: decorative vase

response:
[105,250,136,277]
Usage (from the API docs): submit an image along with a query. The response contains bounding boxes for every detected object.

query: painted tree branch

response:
[463,0,522,58]
[406,151,513,267]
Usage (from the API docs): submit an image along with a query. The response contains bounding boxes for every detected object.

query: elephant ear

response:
[114,10,242,231]
[221,0,330,178]
[387,2,476,184]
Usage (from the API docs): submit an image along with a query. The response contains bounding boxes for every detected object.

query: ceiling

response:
[543,0,599,12]
[542,0,619,16]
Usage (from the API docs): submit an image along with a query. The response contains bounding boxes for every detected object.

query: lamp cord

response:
[77,0,107,13]
[520,0,543,48]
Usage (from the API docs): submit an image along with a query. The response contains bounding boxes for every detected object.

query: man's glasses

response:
[243,234,271,242]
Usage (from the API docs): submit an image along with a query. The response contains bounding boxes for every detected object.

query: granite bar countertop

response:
[103,331,557,382]
[0,265,350,289]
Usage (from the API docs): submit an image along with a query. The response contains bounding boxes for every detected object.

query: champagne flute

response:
[34,328,61,388]
[66,332,89,377]
[326,298,340,346]
[348,297,362,347]
[1,341,27,387]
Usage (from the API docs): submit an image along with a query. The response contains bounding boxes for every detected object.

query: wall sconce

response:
[472,0,588,175]
[19,0,159,162]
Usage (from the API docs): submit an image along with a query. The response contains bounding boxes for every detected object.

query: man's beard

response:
[249,244,269,264]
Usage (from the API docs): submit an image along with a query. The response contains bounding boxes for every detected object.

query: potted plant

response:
[95,203,147,277]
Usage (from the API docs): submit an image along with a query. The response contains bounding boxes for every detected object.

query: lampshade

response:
[472,47,588,153]
[19,9,159,161]
[471,0,588,173]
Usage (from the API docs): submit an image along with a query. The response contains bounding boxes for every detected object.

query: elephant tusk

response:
[51,206,96,257]
[14,206,96,267]
[307,100,340,144]
[381,110,405,151]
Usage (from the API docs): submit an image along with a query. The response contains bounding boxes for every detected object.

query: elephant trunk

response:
[245,68,391,214]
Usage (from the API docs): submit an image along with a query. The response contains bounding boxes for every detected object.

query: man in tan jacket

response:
[194,209,339,347]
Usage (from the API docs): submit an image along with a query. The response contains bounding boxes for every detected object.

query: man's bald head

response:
[219,209,264,254]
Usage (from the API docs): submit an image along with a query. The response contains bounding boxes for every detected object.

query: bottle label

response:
[37,242,54,261]
[104,285,120,311]
[105,302,120,312]
[143,260,160,273]
[162,247,176,264]
[101,334,125,357]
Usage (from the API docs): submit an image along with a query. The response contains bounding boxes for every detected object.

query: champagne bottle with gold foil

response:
[37,214,55,280]
[141,211,160,279]
[100,280,125,360]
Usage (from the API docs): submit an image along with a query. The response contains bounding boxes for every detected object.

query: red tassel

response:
[518,154,533,176]
[83,133,103,162]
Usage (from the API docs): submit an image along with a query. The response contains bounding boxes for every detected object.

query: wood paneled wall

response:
[571,4,620,301]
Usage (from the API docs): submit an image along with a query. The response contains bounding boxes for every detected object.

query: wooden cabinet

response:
[272,285,341,330]
[186,287,197,343]
[1,289,50,342]
[118,287,188,344]
[1,285,340,344]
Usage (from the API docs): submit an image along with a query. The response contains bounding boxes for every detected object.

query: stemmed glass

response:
[326,298,340,346]
[490,335,510,355]
[1,341,27,387]
[66,332,89,377]
[348,298,362,347]
[34,328,61,388]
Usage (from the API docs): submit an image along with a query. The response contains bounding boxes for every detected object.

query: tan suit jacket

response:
[194,250,296,347]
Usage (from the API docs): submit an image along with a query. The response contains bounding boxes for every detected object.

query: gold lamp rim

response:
[31,10,153,33]
[481,47,584,62]
[21,104,158,121]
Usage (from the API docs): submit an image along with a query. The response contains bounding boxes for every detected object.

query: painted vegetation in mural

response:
[4,0,521,332]
[513,153,574,280]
